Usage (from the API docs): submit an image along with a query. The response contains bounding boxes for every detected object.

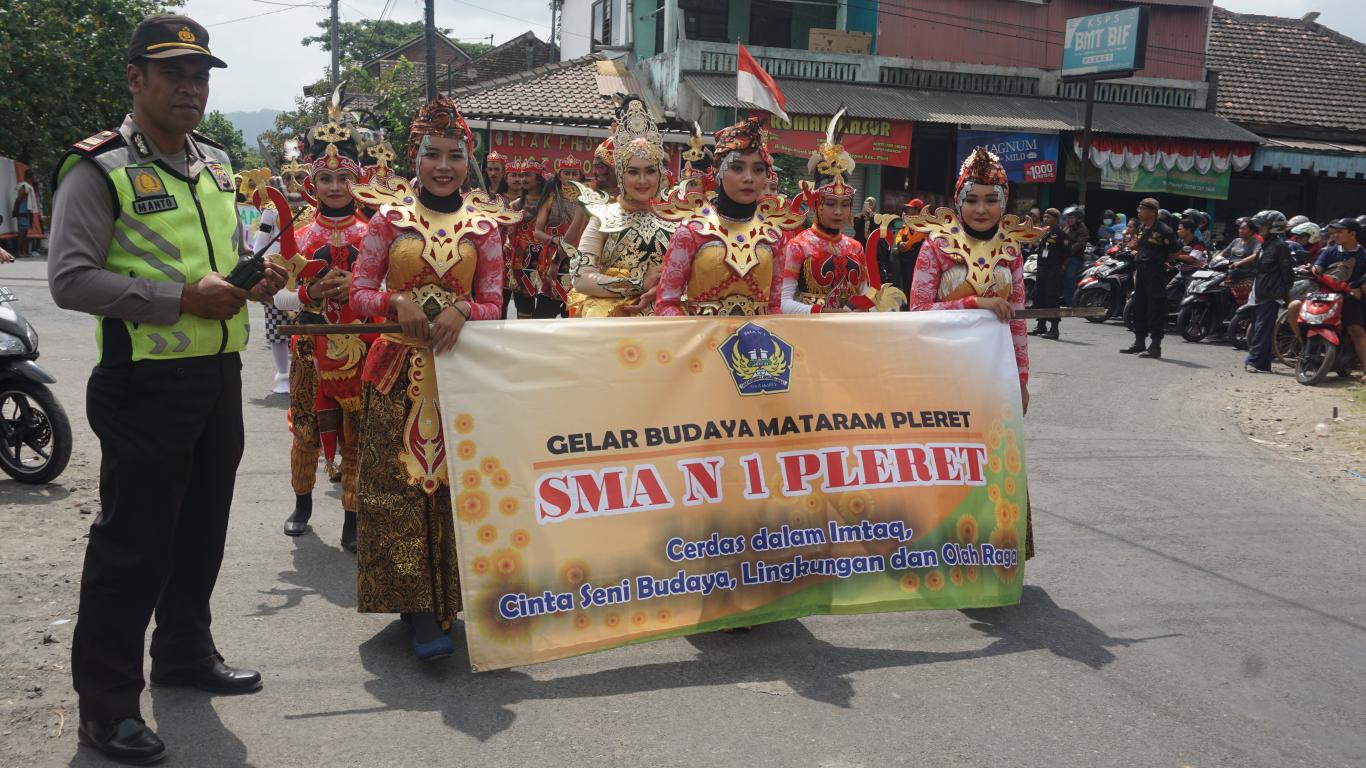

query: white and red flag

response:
[736,43,789,122]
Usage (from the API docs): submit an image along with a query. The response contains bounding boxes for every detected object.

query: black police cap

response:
[128,14,227,69]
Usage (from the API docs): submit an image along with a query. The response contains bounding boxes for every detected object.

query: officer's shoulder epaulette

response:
[69,130,124,157]
[191,131,225,150]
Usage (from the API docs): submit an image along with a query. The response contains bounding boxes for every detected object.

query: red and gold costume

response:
[653,115,807,316]
[907,147,1038,558]
[781,110,889,313]
[907,148,1038,388]
[348,95,514,625]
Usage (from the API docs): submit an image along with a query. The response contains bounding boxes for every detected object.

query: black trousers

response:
[1132,263,1169,341]
[72,354,244,720]
[1034,264,1064,311]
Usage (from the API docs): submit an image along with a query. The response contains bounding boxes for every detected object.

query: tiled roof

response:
[1208,6,1366,135]
[445,32,554,90]
[451,55,626,126]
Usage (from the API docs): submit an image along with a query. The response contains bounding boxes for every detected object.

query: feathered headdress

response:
[279,137,310,193]
[954,147,1009,206]
[680,121,710,180]
[306,82,366,178]
[803,107,856,205]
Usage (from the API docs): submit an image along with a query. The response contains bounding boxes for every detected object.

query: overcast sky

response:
[186,0,1366,113]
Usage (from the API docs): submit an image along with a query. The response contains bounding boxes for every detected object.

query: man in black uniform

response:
[47,15,285,764]
[1122,197,1182,359]
[1031,207,1067,339]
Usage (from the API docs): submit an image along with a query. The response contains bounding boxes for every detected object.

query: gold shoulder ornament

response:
[349,174,521,278]
[652,180,808,278]
[906,206,1043,297]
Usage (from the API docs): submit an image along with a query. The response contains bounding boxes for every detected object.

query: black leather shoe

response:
[340,510,357,553]
[78,716,166,765]
[150,655,262,695]
[1120,339,1146,354]
[283,494,312,536]
[1139,341,1163,359]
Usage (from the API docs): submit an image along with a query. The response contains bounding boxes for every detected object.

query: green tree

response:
[301,19,455,65]
[0,0,183,180]
[197,110,249,169]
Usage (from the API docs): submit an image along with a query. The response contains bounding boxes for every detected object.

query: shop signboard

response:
[769,115,913,167]
[1061,7,1148,79]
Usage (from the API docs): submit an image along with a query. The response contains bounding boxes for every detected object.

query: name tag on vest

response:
[127,167,179,215]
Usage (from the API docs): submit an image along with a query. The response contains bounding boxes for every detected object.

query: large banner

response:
[769,115,913,167]
[958,130,1059,184]
[437,313,1028,671]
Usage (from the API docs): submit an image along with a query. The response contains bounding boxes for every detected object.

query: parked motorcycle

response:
[1175,256,1253,342]
[1296,274,1361,385]
[0,287,71,483]
[1073,246,1134,323]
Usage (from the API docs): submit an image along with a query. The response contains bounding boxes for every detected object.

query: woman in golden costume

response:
[347,95,517,660]
[565,98,676,317]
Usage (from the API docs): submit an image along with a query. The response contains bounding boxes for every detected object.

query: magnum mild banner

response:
[437,313,1028,671]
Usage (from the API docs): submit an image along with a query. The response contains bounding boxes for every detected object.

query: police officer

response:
[48,15,285,764]
[1031,208,1067,339]
[1121,197,1182,359]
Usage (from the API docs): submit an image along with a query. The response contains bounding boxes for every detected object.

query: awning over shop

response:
[683,73,1261,143]
[1071,136,1254,173]
[1252,138,1366,178]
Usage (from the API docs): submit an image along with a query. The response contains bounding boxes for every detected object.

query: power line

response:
[207,2,325,27]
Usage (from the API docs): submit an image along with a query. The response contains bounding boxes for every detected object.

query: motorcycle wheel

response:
[0,379,72,484]
[1075,287,1109,323]
[1177,304,1212,342]
[1122,297,1135,331]
[1229,313,1251,351]
[1296,336,1336,386]
[1272,314,1300,366]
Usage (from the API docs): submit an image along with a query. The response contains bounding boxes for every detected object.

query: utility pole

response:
[329,0,340,89]
[550,0,559,61]
[425,0,438,100]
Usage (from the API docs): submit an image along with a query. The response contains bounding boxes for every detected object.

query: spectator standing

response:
[1122,198,1181,358]
[1235,211,1295,372]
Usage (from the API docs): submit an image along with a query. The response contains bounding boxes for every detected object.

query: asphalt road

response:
[4,255,1364,768]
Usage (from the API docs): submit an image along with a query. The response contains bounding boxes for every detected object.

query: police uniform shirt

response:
[48,114,248,326]
[1135,221,1179,264]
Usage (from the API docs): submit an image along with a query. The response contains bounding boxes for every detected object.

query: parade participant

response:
[48,15,286,762]
[906,147,1038,558]
[678,121,710,185]
[348,94,515,660]
[764,167,781,199]
[1122,198,1182,358]
[1239,210,1296,373]
[483,149,508,197]
[506,159,562,318]
[653,113,807,316]
[906,147,1037,410]
[565,98,676,317]
[272,93,373,551]
[1031,208,1066,339]
[781,111,878,314]
[525,156,585,316]
[237,169,292,394]
[591,136,619,198]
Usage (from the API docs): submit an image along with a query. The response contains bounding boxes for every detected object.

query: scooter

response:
[0,287,71,483]
[1073,246,1134,323]
[1176,256,1253,342]
[1296,274,1361,385]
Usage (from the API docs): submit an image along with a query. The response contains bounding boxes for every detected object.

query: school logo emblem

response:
[718,322,793,396]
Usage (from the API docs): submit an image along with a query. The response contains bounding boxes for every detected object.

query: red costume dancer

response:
[781,110,898,314]
[273,93,375,550]
[483,149,508,199]
[505,158,557,317]
[653,114,806,316]
[349,95,515,660]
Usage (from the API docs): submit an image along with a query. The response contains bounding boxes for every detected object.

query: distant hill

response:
[223,109,282,146]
